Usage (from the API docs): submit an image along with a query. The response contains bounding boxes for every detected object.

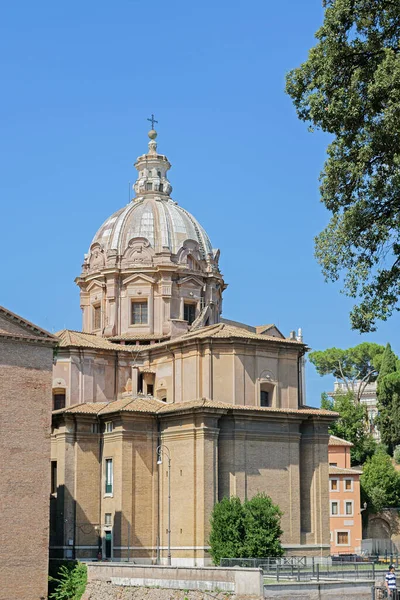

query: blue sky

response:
[1,0,399,406]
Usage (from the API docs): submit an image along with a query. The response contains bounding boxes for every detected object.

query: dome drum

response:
[78,130,225,340]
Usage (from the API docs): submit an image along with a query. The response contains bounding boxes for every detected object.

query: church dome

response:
[91,197,213,258]
[88,128,214,260]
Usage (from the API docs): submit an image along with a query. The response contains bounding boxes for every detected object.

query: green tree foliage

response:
[310,343,385,402]
[286,1,400,332]
[393,445,400,465]
[242,494,284,559]
[376,343,400,453]
[209,496,245,564]
[209,494,283,564]
[361,449,400,513]
[49,562,87,600]
[321,392,376,464]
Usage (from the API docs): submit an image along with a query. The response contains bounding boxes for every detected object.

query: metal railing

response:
[221,558,385,582]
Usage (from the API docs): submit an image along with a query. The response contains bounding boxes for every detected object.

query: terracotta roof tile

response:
[53,402,109,415]
[140,323,306,352]
[55,397,338,419]
[329,435,353,447]
[56,330,134,352]
[109,333,170,341]
[329,466,363,475]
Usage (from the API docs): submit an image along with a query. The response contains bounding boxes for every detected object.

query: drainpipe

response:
[72,415,78,560]
[114,351,118,401]
[97,413,103,557]
[156,420,161,564]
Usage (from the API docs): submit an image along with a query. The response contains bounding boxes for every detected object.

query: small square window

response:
[345,502,353,515]
[337,531,349,545]
[330,479,338,491]
[93,305,101,330]
[53,392,66,411]
[331,502,338,516]
[105,422,113,433]
[105,513,112,526]
[184,302,196,325]
[131,301,148,325]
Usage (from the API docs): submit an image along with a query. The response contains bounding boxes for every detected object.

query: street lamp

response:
[157,444,171,566]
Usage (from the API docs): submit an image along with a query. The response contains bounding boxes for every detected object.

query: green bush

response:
[394,446,400,465]
[209,493,283,564]
[49,561,87,600]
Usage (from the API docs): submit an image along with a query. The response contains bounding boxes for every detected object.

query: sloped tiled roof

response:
[139,323,306,352]
[329,466,363,475]
[56,330,134,352]
[54,397,337,419]
[329,435,353,447]
[109,333,170,341]
[0,305,57,345]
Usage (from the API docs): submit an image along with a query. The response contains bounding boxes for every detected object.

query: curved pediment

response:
[121,237,154,268]
[88,243,105,270]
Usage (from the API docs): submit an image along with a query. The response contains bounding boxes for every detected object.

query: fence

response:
[373,587,399,600]
[220,558,386,582]
[362,539,399,557]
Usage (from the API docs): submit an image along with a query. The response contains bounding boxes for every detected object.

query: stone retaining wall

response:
[86,563,263,598]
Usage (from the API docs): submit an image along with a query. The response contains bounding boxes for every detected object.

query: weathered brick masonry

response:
[0,307,57,600]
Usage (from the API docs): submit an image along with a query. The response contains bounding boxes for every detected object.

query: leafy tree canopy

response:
[209,494,283,564]
[286,0,400,332]
[310,342,385,401]
[361,448,400,513]
[321,391,376,464]
[376,343,400,452]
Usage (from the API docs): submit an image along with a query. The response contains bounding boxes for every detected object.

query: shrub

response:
[209,493,283,564]
[49,561,87,600]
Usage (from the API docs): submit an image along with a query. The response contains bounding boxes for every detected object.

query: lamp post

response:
[157,444,171,566]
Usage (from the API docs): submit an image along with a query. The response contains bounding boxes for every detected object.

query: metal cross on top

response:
[147,114,158,129]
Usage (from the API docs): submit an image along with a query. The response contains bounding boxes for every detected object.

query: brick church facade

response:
[50,127,335,565]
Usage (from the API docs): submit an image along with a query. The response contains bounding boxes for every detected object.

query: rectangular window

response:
[345,501,353,515]
[105,459,113,495]
[105,513,112,526]
[260,390,270,407]
[53,392,66,411]
[51,461,57,494]
[147,384,154,396]
[105,422,113,433]
[331,501,338,516]
[345,479,353,491]
[131,301,148,325]
[337,531,349,545]
[93,305,101,330]
[184,302,196,325]
[91,423,99,434]
[329,462,337,467]
[146,182,152,191]
[330,479,338,491]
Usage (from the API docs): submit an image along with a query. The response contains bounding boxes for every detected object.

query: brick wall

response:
[0,339,54,600]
